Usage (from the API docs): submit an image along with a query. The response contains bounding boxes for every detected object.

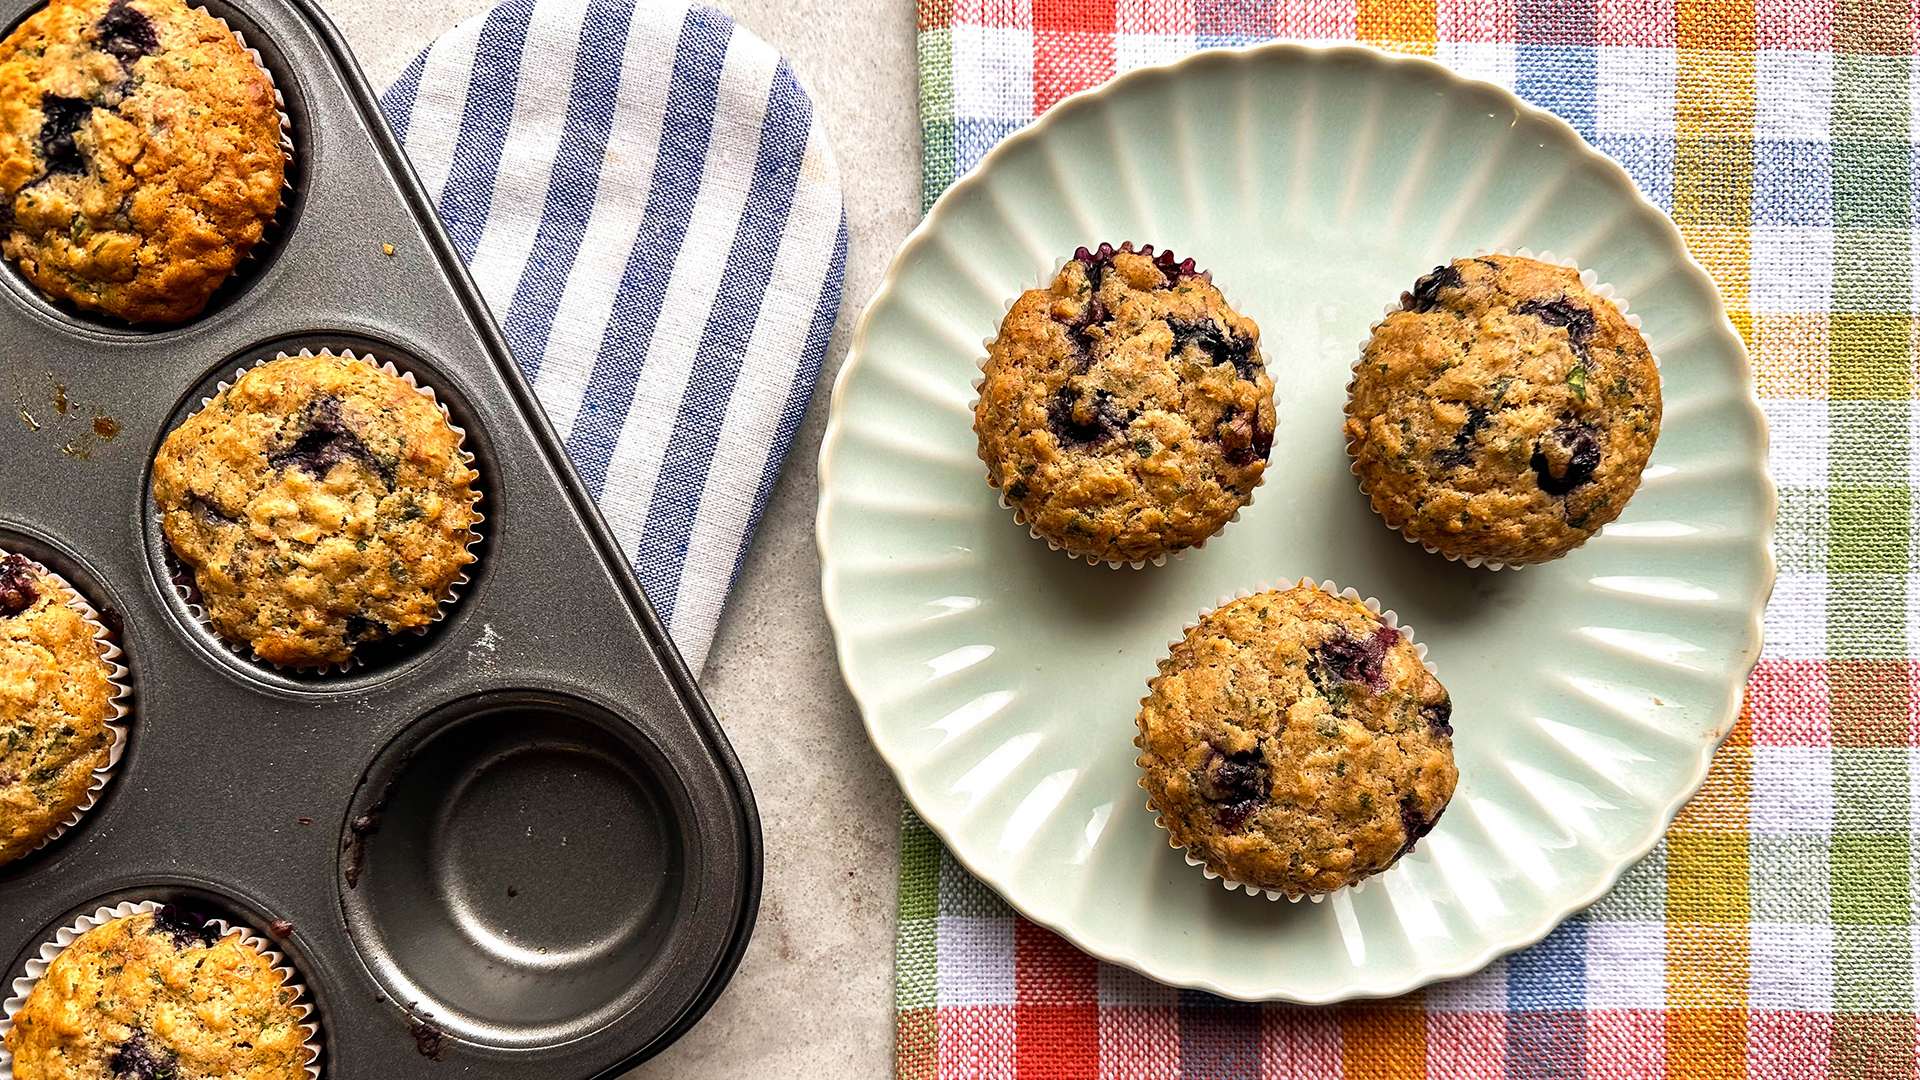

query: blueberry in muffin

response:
[1135,581,1457,898]
[974,242,1274,564]
[152,352,479,667]
[3,907,311,1079]
[0,552,116,866]
[1344,254,1661,566]
[0,0,286,322]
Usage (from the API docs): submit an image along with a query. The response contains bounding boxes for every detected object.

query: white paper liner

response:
[1343,247,1664,570]
[1136,578,1443,903]
[0,900,321,1079]
[0,549,129,862]
[165,348,485,673]
[969,243,1271,569]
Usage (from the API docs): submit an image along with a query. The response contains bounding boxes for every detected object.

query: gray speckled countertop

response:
[326,1,919,1074]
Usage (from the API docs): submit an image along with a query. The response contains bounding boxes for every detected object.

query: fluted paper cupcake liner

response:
[1344,247,1662,570]
[165,348,484,673]
[0,549,129,862]
[0,900,321,1079]
[1137,578,1440,902]
[970,243,1271,569]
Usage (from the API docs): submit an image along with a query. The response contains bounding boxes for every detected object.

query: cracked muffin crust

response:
[0,0,285,323]
[152,352,478,667]
[3,907,309,1080]
[973,243,1274,564]
[1135,582,1457,897]
[1344,254,1661,566]
[0,553,114,867]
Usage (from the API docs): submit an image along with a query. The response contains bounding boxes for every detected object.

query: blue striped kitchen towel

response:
[380,0,848,671]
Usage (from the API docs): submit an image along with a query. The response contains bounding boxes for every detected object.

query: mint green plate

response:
[817,43,1774,1001]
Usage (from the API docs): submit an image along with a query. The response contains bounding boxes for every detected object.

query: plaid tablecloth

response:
[897,1,1920,1077]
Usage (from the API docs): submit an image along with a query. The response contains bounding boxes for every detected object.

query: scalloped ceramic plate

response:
[817,43,1774,1001]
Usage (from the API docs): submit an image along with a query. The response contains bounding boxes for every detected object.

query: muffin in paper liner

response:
[158,348,484,673]
[970,243,1272,569]
[0,0,296,324]
[0,900,321,1080]
[1135,579,1452,902]
[0,549,128,865]
[1343,247,1663,570]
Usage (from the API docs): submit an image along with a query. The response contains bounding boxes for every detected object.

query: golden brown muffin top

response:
[0,553,114,867]
[0,0,285,323]
[974,243,1274,564]
[4,908,310,1080]
[1135,582,1457,897]
[1344,255,1661,566]
[152,352,479,667]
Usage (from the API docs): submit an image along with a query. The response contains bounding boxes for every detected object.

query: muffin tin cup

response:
[1137,578,1442,903]
[163,347,485,674]
[970,243,1271,570]
[1342,246,1662,570]
[0,900,322,1080]
[0,548,129,862]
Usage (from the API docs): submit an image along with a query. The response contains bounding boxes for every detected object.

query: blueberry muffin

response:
[3,907,310,1079]
[1344,255,1661,566]
[0,553,116,867]
[0,0,286,323]
[152,352,479,667]
[974,243,1274,564]
[1134,582,1457,898]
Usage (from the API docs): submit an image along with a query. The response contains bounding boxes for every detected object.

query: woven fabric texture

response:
[381,0,848,671]
[899,1,1920,1077]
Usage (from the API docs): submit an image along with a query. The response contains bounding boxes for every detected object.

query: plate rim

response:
[817,39,1779,1001]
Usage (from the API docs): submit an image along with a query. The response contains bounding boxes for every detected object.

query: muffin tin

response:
[0,0,762,1073]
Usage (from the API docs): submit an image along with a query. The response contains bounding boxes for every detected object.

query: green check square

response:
[1831,404,1914,485]
[1832,832,1913,925]
[899,811,943,921]
[1834,53,1912,130]
[1833,236,1914,319]
[1834,925,1915,1011]
[1829,488,1909,575]
[1584,840,1667,921]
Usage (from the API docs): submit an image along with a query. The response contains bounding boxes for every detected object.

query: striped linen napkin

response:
[379,0,847,672]
[899,1,1919,1077]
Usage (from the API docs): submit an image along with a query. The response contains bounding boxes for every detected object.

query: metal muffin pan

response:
[0,0,762,1073]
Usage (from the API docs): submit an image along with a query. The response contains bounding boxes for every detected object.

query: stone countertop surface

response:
[326,0,921,1075]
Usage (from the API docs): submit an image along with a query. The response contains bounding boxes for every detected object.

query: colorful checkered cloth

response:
[897,2,1919,1077]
